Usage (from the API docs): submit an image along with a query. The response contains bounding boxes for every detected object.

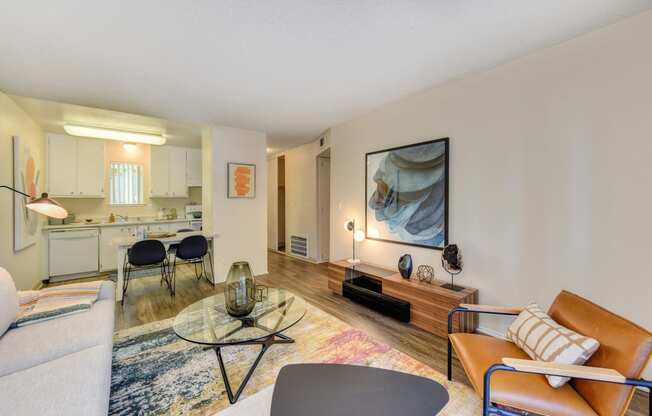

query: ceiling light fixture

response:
[64,124,166,145]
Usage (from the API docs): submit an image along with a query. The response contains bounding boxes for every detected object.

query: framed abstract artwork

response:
[365,138,449,250]
[13,136,40,251]
[227,163,256,198]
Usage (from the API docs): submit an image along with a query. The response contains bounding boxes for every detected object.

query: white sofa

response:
[0,281,115,416]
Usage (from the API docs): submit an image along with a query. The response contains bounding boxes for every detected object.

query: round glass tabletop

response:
[173,288,306,346]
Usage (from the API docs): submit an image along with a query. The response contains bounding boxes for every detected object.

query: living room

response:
[1,2,651,416]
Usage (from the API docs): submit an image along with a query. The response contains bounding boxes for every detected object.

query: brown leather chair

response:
[448,291,652,416]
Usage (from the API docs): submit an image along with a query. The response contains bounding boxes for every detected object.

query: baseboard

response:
[286,253,320,264]
[271,250,321,265]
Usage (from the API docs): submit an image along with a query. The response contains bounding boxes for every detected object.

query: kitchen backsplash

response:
[59,187,202,222]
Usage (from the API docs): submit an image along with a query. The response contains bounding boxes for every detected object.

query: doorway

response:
[277,155,286,252]
[317,148,331,262]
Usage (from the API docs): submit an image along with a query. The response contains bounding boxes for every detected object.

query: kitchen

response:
[11,96,206,282]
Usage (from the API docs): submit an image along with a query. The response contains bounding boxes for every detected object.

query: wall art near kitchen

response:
[366,138,449,250]
[13,136,40,251]
[227,162,256,198]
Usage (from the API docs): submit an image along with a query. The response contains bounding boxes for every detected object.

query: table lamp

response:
[1,185,68,219]
[344,219,365,264]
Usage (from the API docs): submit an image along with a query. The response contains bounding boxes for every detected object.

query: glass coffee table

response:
[173,288,306,404]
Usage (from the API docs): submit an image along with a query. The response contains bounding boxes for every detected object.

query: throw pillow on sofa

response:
[506,302,600,388]
[0,267,19,336]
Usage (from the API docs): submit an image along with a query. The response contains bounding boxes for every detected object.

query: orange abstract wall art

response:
[234,166,251,196]
[228,163,256,198]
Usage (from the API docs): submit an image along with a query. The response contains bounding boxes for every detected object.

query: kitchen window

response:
[110,162,144,205]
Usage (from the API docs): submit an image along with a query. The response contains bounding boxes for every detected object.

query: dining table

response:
[112,230,215,302]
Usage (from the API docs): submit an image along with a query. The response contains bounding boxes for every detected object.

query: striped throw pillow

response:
[506,302,600,388]
[13,281,104,328]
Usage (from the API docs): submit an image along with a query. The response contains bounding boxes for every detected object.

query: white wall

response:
[206,126,268,281]
[330,11,652,376]
[0,91,45,289]
[280,131,331,261]
[201,127,214,234]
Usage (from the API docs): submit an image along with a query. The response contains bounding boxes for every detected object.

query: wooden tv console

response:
[328,260,479,337]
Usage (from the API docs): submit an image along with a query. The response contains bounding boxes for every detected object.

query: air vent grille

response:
[290,235,308,257]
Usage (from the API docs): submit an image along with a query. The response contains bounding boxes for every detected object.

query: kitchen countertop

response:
[42,218,200,231]
[113,231,215,248]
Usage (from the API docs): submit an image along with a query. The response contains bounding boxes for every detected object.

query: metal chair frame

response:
[169,236,215,287]
[122,243,173,305]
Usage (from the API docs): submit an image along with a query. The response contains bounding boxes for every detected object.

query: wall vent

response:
[290,235,308,257]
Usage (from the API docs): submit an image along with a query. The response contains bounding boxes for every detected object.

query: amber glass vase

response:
[224,261,256,317]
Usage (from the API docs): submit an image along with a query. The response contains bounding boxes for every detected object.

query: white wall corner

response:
[206,125,268,282]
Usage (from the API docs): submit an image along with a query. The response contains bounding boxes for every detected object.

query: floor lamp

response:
[1,185,68,219]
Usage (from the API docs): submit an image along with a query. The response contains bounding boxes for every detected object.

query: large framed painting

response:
[227,162,256,198]
[365,138,449,250]
[13,136,40,251]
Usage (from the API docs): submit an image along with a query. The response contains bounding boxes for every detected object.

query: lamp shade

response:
[25,193,68,219]
[353,230,366,242]
[344,220,355,232]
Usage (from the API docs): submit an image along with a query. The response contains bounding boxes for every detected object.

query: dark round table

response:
[271,363,450,415]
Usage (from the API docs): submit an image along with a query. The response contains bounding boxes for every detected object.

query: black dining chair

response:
[168,228,195,256]
[169,234,214,285]
[122,239,172,304]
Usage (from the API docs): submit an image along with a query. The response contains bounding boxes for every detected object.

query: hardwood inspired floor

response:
[113,252,648,415]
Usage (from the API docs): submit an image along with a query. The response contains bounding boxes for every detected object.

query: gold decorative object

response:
[416,265,435,283]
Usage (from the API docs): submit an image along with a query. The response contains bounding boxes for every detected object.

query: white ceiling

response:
[10,95,203,148]
[1,1,650,150]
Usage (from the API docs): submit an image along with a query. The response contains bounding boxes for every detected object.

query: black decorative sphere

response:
[398,254,413,279]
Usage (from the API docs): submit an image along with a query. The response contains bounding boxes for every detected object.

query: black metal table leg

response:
[214,333,295,404]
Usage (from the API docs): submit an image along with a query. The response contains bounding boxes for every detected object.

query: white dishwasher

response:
[49,228,100,279]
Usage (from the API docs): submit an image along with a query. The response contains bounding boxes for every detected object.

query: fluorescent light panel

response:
[64,124,166,145]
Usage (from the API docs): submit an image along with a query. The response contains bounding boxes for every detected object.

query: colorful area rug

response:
[110,303,480,415]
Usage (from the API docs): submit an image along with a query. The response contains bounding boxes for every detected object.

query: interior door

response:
[48,134,78,196]
[317,155,331,261]
[77,138,105,197]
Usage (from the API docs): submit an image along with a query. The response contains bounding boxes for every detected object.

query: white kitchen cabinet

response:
[169,147,188,197]
[47,133,104,198]
[100,226,135,271]
[186,148,202,187]
[48,134,78,196]
[150,146,188,197]
[150,145,169,197]
[77,139,105,196]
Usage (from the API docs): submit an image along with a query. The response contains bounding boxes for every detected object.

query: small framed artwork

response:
[227,163,256,198]
[366,137,449,250]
